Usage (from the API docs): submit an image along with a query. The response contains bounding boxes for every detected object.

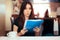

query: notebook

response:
[24,19,44,31]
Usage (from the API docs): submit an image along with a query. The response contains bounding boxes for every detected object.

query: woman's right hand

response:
[18,28,28,36]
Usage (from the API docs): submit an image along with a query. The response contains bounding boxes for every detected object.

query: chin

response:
[27,16,29,17]
[26,15,29,17]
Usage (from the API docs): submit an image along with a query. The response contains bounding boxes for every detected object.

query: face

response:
[23,4,32,17]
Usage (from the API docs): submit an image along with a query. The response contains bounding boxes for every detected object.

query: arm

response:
[13,25,28,36]
[13,25,22,36]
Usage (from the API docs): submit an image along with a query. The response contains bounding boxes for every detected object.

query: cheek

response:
[24,10,27,14]
[29,10,31,13]
[28,10,32,15]
[23,10,27,16]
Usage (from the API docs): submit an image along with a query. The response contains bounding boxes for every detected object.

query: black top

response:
[14,17,35,36]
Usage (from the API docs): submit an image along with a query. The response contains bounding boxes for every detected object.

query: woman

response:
[13,1,40,36]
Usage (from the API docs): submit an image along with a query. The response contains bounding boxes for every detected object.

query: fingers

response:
[20,29,28,35]
[23,29,28,32]
[33,27,40,33]
[22,28,28,32]
[34,27,40,31]
[25,30,28,32]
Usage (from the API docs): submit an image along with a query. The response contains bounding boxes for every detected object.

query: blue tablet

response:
[24,19,44,31]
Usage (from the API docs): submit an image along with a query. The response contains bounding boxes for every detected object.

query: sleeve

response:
[14,18,19,27]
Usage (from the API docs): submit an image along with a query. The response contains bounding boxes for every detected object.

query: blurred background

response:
[0,0,60,36]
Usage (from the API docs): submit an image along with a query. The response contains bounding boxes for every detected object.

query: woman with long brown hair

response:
[13,1,40,36]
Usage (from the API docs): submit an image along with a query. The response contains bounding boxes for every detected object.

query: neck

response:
[25,16,29,20]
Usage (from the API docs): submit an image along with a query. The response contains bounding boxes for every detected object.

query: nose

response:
[27,9,29,12]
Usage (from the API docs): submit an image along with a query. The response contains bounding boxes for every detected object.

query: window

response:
[0,4,5,13]
[33,0,51,18]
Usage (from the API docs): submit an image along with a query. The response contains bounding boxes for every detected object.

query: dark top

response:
[14,17,35,36]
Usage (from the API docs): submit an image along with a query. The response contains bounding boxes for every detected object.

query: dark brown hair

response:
[18,1,35,27]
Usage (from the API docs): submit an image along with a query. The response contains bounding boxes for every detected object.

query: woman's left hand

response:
[33,27,40,33]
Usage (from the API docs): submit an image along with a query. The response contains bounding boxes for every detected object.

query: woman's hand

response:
[33,27,40,36]
[18,28,28,36]
[33,27,40,33]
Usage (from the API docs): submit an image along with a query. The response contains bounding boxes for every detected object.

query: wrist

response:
[17,32,23,36]
[35,32,40,36]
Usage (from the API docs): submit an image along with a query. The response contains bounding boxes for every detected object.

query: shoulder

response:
[14,16,23,22]
[14,17,20,23]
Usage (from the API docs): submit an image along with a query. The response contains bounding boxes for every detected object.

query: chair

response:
[10,14,19,31]
[42,18,54,36]
[57,16,60,35]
